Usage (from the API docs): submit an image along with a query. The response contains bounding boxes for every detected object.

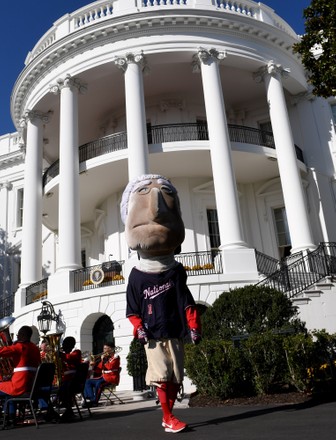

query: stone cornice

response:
[0,150,25,170]
[11,9,300,129]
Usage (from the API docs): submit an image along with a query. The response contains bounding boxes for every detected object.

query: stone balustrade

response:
[24,0,298,65]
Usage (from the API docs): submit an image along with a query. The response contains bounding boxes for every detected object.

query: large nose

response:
[149,187,169,219]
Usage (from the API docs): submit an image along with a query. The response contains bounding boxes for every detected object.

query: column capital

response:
[50,74,88,95]
[114,51,149,74]
[0,181,13,191]
[21,110,52,125]
[253,60,290,83]
[192,47,226,72]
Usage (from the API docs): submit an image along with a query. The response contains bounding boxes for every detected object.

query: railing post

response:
[321,242,330,275]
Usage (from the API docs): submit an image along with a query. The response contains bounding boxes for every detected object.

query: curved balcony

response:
[42,123,304,188]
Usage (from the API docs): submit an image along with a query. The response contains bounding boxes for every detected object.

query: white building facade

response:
[1,0,336,390]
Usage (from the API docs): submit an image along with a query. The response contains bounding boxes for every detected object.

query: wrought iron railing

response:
[0,294,14,318]
[72,252,222,291]
[255,249,305,277]
[281,250,304,265]
[24,252,222,300]
[26,278,48,305]
[42,123,304,187]
[255,250,279,276]
[256,242,336,298]
[21,244,336,304]
[42,131,127,187]
[175,251,223,275]
[78,131,127,163]
[73,260,125,292]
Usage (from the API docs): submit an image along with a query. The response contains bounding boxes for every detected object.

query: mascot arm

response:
[185,306,201,331]
[186,306,202,345]
[128,315,148,345]
[128,315,143,336]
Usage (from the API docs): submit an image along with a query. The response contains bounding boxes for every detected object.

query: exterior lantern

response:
[37,301,59,336]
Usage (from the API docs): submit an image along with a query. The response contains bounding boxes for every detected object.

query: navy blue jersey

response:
[126,262,195,339]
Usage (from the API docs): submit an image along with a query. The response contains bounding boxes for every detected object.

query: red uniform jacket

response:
[0,341,41,396]
[93,354,120,385]
[60,349,82,382]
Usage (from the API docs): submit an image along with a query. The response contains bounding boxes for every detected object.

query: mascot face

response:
[123,176,185,257]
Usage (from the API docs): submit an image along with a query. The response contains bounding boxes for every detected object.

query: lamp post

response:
[37,300,59,336]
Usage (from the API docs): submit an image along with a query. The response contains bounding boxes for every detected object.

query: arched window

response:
[92,315,114,355]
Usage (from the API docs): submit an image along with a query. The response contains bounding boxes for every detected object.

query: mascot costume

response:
[122,174,202,433]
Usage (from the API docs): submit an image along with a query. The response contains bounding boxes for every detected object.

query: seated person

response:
[60,336,82,381]
[39,339,51,362]
[0,326,41,423]
[58,336,82,421]
[83,342,120,406]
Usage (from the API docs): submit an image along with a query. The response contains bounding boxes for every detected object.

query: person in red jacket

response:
[58,336,82,422]
[0,325,41,420]
[121,174,202,434]
[83,342,120,406]
[60,336,82,382]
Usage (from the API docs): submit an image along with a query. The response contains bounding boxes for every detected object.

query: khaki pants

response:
[144,339,184,385]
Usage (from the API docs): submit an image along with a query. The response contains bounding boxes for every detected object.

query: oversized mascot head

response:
[120,174,185,257]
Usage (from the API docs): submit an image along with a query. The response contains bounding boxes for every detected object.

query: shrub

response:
[240,331,287,395]
[282,332,317,393]
[126,338,148,377]
[185,339,254,399]
[284,330,336,394]
[201,285,304,341]
[185,284,312,398]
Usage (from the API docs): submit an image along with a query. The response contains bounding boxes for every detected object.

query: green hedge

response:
[184,285,336,399]
[185,331,336,398]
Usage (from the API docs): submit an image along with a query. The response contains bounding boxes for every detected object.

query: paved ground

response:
[2,391,336,439]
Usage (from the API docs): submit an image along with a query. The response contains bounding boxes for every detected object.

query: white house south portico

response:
[0,1,335,390]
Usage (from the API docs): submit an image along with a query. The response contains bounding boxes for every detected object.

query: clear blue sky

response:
[0,0,311,135]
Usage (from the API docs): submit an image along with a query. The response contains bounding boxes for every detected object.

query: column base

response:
[290,244,317,254]
[221,247,258,277]
[219,241,249,250]
[47,270,72,300]
[14,285,27,311]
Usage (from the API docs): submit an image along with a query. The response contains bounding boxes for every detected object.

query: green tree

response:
[126,338,148,378]
[293,0,336,98]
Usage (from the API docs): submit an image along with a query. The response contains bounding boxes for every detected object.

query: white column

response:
[115,53,149,180]
[0,182,12,301]
[194,48,247,249]
[20,111,47,287]
[50,75,87,271]
[256,61,315,253]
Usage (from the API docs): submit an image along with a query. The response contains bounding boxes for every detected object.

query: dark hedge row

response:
[184,285,336,398]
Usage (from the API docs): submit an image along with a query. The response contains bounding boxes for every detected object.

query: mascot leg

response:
[156,383,171,420]
[157,382,187,433]
[167,382,181,411]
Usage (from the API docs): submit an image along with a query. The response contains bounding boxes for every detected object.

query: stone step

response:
[292,297,310,305]
[303,289,323,298]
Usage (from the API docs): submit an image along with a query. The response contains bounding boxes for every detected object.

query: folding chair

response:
[2,362,56,429]
[97,367,124,405]
[99,383,124,405]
